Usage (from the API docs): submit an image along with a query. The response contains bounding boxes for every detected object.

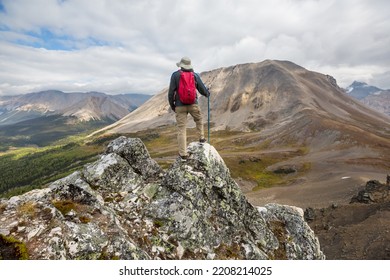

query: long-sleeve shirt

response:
[168,69,210,111]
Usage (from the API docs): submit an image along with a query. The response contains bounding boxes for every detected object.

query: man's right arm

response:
[168,72,177,111]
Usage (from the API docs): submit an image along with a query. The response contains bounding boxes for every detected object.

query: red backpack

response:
[177,70,196,104]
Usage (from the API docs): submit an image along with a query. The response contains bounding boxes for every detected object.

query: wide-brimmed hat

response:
[176,56,193,70]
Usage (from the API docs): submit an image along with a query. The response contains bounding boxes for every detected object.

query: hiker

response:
[168,56,210,161]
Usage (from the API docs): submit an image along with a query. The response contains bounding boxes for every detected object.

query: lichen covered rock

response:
[0,137,324,260]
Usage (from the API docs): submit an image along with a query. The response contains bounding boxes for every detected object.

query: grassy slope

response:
[0,141,102,197]
[0,115,113,149]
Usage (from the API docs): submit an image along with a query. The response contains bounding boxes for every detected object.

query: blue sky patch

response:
[8,28,110,51]
[25,28,75,50]
[0,0,5,12]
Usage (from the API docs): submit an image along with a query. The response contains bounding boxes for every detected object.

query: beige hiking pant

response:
[175,104,204,156]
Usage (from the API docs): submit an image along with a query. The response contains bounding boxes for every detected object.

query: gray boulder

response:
[0,137,324,260]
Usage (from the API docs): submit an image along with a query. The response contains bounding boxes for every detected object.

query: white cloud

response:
[309,63,389,88]
[0,0,390,95]
[0,41,172,95]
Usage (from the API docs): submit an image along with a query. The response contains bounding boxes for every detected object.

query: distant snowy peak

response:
[346,81,368,93]
[345,81,383,99]
[345,81,390,116]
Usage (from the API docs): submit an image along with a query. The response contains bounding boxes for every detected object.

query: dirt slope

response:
[306,179,390,259]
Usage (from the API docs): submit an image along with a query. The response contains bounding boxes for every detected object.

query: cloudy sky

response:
[0,0,389,96]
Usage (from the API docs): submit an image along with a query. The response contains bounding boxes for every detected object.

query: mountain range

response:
[0,90,151,125]
[345,81,390,116]
[0,90,151,148]
[96,60,390,208]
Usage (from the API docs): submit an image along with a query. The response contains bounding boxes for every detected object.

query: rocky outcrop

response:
[0,137,324,260]
[307,180,390,259]
[350,180,390,204]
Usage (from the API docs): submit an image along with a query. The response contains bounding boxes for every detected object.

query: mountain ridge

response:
[0,90,152,125]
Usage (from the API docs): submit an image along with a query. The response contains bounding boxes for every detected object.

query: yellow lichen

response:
[17,201,38,218]
[51,199,78,215]
[0,234,29,260]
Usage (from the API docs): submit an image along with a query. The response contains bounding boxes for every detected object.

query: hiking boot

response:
[199,138,207,143]
[179,155,188,162]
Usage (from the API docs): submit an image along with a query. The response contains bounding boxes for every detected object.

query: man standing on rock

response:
[168,56,210,161]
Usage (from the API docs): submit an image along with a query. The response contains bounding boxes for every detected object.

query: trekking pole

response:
[207,93,210,143]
